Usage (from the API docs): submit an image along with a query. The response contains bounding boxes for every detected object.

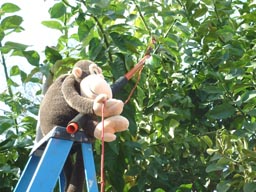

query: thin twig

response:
[0,42,19,133]
[153,19,177,54]
[0,42,13,97]
[135,3,151,36]
[62,0,76,9]
[91,15,113,63]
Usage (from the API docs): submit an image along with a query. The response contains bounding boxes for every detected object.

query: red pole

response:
[124,55,150,80]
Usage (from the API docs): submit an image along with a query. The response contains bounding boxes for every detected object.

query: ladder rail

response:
[82,143,99,191]
[13,154,41,192]
[14,126,99,192]
[27,138,73,192]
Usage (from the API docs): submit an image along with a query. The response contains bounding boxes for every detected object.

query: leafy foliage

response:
[1,0,256,191]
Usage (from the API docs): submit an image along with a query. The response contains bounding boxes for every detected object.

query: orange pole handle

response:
[125,55,150,80]
[66,122,79,134]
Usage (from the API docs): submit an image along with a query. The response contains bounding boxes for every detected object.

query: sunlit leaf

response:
[1,15,22,30]
[0,29,4,41]
[7,78,19,87]
[153,188,165,192]
[201,135,213,147]
[0,41,28,53]
[240,90,256,103]
[1,3,20,13]
[45,46,62,63]
[177,183,193,191]
[10,65,20,76]
[49,2,66,18]
[41,20,63,31]
[207,148,219,155]
[22,50,40,66]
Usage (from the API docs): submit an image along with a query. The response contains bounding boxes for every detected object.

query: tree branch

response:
[91,15,113,64]
[0,42,13,97]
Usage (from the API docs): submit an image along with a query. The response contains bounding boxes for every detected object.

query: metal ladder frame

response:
[14,126,99,192]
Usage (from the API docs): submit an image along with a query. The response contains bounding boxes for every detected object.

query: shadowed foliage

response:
[1,0,256,191]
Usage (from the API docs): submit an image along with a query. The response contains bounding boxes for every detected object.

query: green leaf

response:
[110,32,143,53]
[206,103,236,119]
[175,22,190,36]
[168,119,179,138]
[7,78,19,87]
[45,46,62,64]
[146,54,161,69]
[0,29,4,41]
[217,26,234,43]
[10,65,20,76]
[22,50,40,66]
[206,163,225,173]
[193,4,208,18]
[49,2,66,18]
[240,90,256,103]
[20,70,28,83]
[242,149,256,159]
[87,0,110,9]
[176,183,193,192]
[1,15,23,30]
[248,109,256,116]
[1,3,20,13]
[107,23,133,33]
[206,148,219,155]
[41,20,63,31]
[78,21,94,41]
[216,181,231,192]
[154,188,165,192]
[169,119,179,129]
[0,41,28,54]
[111,53,127,79]
[89,37,103,61]
[201,135,213,147]
[243,183,256,192]
[0,116,13,134]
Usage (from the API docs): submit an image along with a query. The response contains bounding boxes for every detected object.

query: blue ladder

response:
[14,126,99,192]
